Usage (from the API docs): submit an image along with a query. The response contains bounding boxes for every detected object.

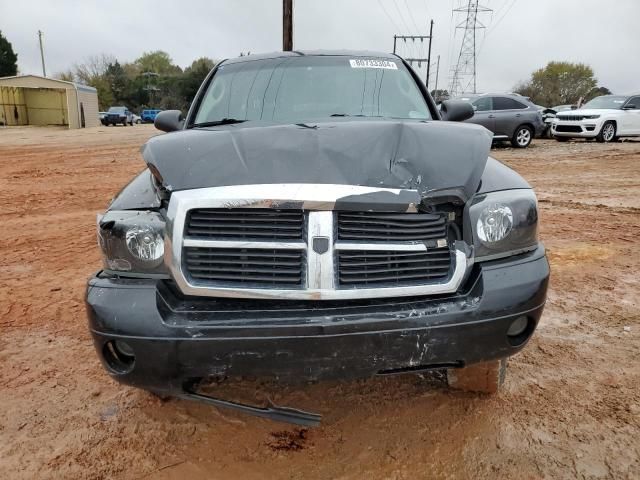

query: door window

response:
[473,97,492,112]
[625,97,640,109]
[493,97,528,110]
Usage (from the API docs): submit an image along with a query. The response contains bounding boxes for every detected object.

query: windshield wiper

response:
[191,118,248,128]
[330,113,366,117]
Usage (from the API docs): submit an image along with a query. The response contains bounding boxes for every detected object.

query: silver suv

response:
[457,93,545,148]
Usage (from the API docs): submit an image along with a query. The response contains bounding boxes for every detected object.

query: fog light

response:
[114,340,134,357]
[102,340,135,374]
[507,316,529,337]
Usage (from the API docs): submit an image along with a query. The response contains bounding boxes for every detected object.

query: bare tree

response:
[73,54,116,84]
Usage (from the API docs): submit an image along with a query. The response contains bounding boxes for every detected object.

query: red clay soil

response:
[0,125,638,479]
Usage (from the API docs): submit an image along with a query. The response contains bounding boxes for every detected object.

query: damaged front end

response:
[87,93,547,426]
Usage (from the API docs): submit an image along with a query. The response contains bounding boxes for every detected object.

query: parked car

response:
[132,113,142,124]
[141,109,163,123]
[457,93,545,148]
[105,106,134,126]
[533,105,555,138]
[551,94,640,142]
[87,51,549,425]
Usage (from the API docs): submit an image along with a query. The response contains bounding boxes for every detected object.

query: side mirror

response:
[622,104,636,110]
[154,110,184,132]
[440,100,474,122]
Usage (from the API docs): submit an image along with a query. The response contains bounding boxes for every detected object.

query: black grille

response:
[184,247,305,287]
[557,115,584,121]
[555,125,583,133]
[186,209,304,240]
[337,248,452,287]
[337,212,447,241]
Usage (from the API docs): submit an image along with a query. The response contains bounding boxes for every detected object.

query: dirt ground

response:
[1,125,638,479]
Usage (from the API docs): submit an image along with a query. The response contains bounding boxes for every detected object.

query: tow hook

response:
[178,390,322,427]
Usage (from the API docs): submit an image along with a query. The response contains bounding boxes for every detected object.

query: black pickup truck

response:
[104,106,134,126]
[86,51,549,425]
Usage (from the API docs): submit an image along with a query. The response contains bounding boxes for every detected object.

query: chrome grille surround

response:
[166,184,473,300]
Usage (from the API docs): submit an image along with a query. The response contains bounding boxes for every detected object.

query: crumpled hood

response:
[143,119,492,203]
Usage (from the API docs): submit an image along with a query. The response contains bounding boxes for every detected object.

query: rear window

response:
[493,97,528,110]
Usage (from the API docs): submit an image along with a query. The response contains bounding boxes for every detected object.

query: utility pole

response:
[425,20,434,89]
[434,55,440,97]
[448,1,492,97]
[283,0,293,51]
[392,23,434,88]
[38,30,46,77]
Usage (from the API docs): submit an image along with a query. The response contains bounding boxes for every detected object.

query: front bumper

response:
[552,121,601,137]
[86,246,549,394]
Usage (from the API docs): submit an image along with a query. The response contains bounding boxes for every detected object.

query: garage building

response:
[0,75,99,129]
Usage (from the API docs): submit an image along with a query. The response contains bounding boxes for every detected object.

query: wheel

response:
[596,121,616,143]
[447,359,507,394]
[511,125,533,148]
[554,135,569,142]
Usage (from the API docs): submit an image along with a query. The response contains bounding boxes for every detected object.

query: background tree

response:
[0,30,18,77]
[134,51,182,76]
[73,54,115,109]
[54,70,75,82]
[586,86,612,102]
[65,51,215,112]
[180,57,217,104]
[515,61,604,106]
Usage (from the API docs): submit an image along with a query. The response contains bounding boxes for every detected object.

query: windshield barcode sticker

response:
[349,59,398,70]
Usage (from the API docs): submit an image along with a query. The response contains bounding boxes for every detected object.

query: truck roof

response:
[223,50,398,65]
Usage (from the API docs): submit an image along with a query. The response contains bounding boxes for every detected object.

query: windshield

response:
[109,107,126,113]
[192,56,431,125]
[582,96,627,110]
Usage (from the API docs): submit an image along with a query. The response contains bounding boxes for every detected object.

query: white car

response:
[552,94,640,142]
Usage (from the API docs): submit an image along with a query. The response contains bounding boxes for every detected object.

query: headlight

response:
[583,115,600,119]
[97,210,168,276]
[466,189,538,261]
[476,204,513,243]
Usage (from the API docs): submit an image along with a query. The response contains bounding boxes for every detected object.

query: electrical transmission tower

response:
[449,1,492,98]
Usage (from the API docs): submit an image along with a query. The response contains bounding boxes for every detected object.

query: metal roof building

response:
[0,75,99,129]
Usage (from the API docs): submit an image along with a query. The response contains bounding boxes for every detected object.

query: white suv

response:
[552,94,640,142]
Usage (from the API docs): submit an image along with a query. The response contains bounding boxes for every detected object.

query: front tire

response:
[596,121,616,143]
[447,359,507,394]
[511,125,533,148]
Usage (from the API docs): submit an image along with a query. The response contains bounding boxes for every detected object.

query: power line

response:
[377,0,402,32]
[403,0,421,34]
[485,0,515,37]
[392,0,414,33]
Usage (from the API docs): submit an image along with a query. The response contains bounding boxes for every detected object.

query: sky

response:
[2,0,639,96]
